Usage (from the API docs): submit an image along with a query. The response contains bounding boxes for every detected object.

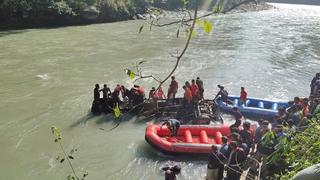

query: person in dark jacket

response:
[196,77,204,99]
[100,84,111,99]
[226,141,247,180]
[91,84,102,114]
[239,121,254,155]
[230,107,244,130]
[214,85,229,103]
[162,165,181,180]
[94,84,100,101]
[207,145,226,180]
[162,119,181,137]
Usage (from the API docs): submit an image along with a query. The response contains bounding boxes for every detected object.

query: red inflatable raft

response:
[145,123,232,155]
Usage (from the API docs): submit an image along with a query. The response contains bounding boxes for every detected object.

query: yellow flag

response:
[114,104,121,119]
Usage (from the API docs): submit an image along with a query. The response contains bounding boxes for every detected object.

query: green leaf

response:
[180,0,189,5]
[125,69,135,80]
[186,28,197,38]
[70,148,77,154]
[191,30,197,37]
[129,71,135,80]
[114,104,122,119]
[51,126,62,142]
[83,171,89,177]
[196,19,202,27]
[203,20,213,34]
[138,25,144,34]
[68,155,74,160]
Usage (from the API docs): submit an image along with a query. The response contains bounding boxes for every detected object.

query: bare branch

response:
[156,0,199,90]
[131,0,259,89]
[133,75,161,83]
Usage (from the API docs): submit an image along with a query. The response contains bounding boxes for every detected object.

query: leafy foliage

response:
[113,104,122,118]
[51,126,88,180]
[0,0,151,24]
[271,121,320,179]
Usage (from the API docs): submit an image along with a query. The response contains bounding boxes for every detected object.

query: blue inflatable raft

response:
[216,95,289,120]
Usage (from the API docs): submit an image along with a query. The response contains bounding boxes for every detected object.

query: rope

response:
[211,152,259,180]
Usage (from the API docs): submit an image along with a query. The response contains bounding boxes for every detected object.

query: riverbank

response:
[0,0,149,30]
[226,1,274,14]
[0,3,319,179]
[0,1,273,30]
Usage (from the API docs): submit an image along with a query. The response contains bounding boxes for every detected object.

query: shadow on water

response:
[69,113,97,128]
[0,29,29,37]
[136,141,208,162]
[69,111,147,130]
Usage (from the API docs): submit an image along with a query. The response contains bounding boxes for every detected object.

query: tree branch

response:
[133,75,161,83]
[156,0,199,90]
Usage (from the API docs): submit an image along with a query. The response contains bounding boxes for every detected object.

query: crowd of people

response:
[205,119,289,180]
[204,72,320,180]
[160,73,320,180]
[91,76,206,114]
[269,72,320,129]
[148,76,205,106]
[91,83,146,113]
[92,73,320,179]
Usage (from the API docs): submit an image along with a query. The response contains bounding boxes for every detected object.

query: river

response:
[0,3,319,180]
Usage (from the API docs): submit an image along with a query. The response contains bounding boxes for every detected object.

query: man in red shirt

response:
[239,87,247,106]
[155,86,166,99]
[183,85,193,104]
[168,76,178,102]
[191,79,199,97]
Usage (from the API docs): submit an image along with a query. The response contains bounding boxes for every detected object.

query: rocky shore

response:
[0,1,274,30]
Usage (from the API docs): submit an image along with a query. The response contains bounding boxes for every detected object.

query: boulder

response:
[81,6,100,20]
[291,164,320,180]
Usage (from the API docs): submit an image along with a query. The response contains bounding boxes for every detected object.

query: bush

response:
[271,120,320,179]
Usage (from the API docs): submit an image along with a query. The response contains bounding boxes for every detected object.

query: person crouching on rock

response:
[162,119,181,137]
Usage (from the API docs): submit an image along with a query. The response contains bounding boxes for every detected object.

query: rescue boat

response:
[216,95,289,120]
[145,123,231,155]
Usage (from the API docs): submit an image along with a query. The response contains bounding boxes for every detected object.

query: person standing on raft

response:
[214,85,229,103]
[239,87,247,106]
[94,84,100,101]
[196,77,204,100]
[168,76,178,104]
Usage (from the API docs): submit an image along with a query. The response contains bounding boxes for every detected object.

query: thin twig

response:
[58,141,79,180]
[156,0,199,90]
